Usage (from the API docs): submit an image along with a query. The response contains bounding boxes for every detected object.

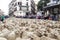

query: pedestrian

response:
[36,11,43,19]
[1,15,5,22]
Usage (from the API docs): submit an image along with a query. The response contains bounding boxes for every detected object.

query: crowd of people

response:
[0,11,59,22]
[36,11,59,21]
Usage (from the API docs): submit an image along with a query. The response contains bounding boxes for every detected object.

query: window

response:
[26,2,29,11]
[14,7,17,11]
[20,7,21,10]
[18,2,22,10]
[14,3,17,6]
[26,2,28,6]
[18,2,22,5]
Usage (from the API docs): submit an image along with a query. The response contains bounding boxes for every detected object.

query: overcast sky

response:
[0,0,12,15]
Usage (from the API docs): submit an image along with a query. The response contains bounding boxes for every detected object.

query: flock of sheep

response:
[0,17,60,40]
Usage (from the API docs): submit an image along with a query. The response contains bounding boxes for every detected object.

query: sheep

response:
[7,31,16,40]
[0,37,7,40]
[16,37,31,40]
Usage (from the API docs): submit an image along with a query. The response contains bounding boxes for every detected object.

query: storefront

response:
[44,3,60,20]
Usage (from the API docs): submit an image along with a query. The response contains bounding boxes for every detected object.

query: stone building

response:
[9,0,35,17]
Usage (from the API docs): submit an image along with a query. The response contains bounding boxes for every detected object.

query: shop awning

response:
[43,3,60,9]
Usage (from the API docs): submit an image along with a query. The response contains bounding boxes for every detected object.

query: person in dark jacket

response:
[1,15,5,21]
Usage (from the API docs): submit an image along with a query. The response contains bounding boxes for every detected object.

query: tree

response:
[37,0,50,11]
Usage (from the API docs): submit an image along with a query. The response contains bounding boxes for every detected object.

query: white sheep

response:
[0,37,7,40]
[16,37,31,40]
[0,28,10,37]
[7,31,16,40]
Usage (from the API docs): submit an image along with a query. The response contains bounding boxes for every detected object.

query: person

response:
[44,10,50,20]
[36,11,43,19]
[1,15,5,21]
[52,15,58,21]
[48,15,52,20]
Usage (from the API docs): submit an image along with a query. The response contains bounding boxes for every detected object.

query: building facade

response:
[44,0,60,20]
[9,0,35,17]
